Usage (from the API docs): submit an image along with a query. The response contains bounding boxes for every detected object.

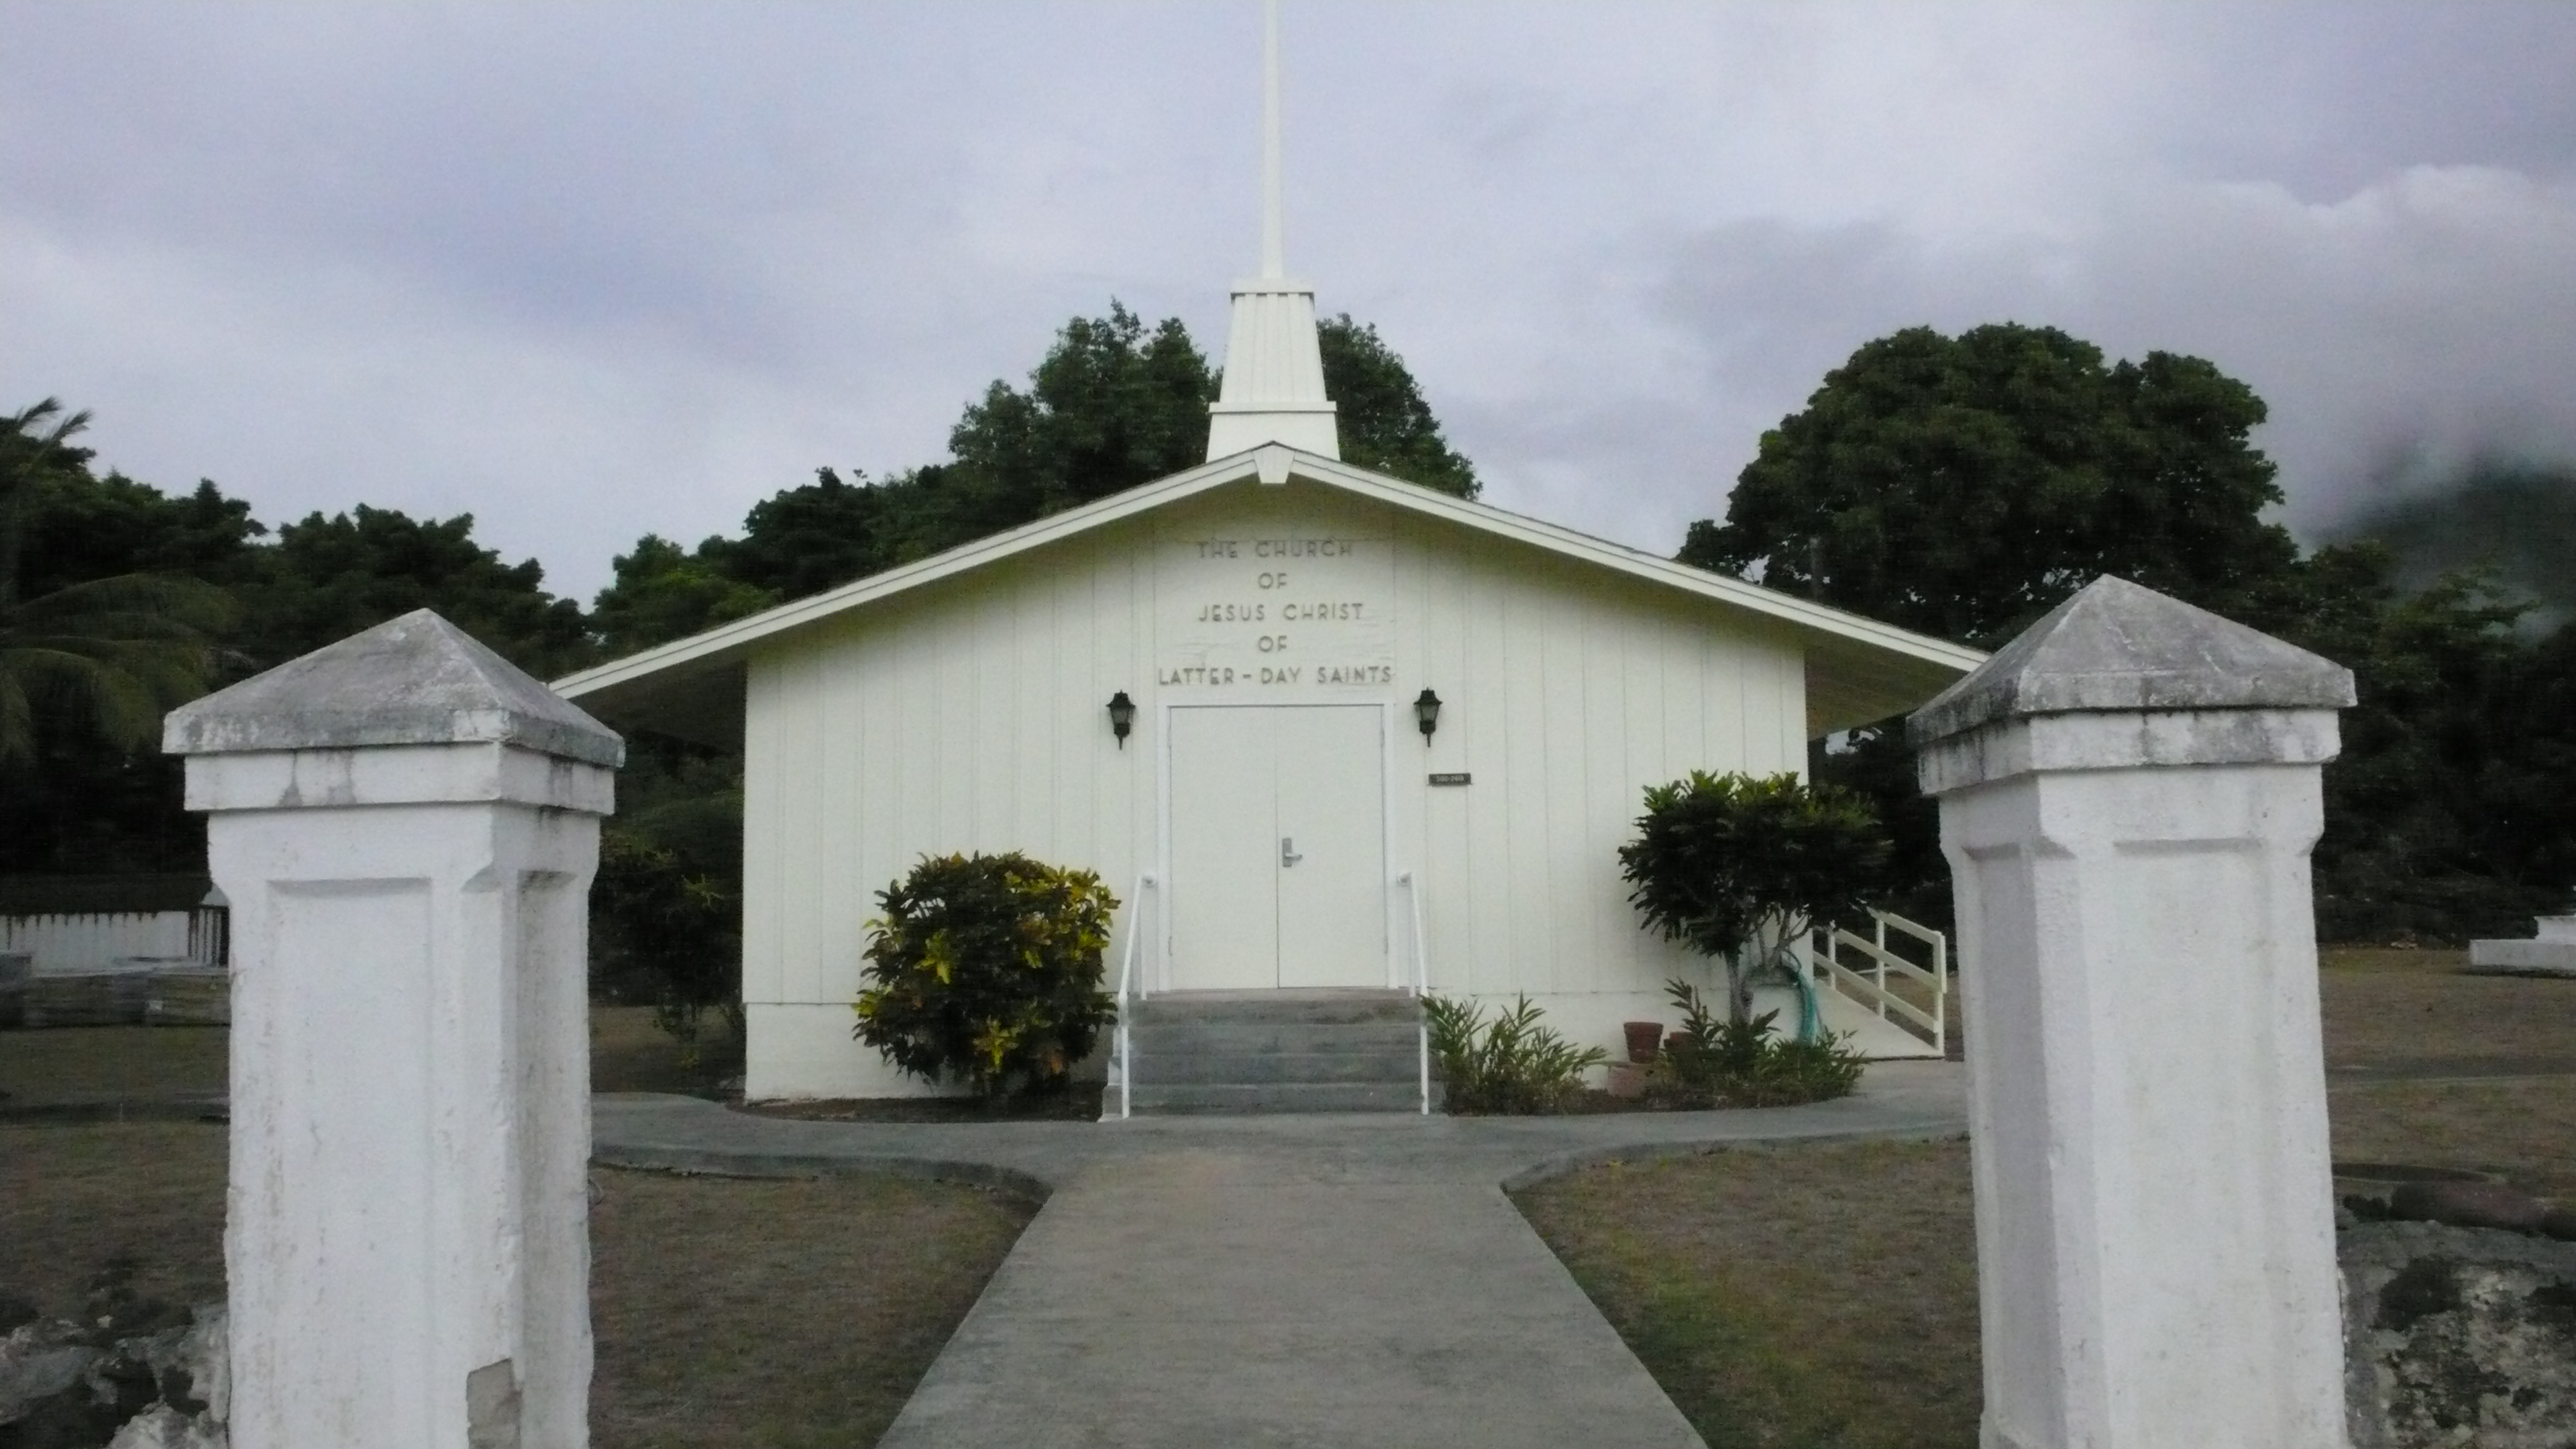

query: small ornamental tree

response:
[591,826,741,1065]
[1617,771,1890,1024]
[852,851,1118,1102]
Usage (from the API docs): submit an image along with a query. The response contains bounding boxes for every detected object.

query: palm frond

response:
[7,573,237,635]
[0,568,234,767]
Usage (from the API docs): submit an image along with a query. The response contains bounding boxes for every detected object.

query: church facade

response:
[553,23,1980,1098]
[557,441,1978,1098]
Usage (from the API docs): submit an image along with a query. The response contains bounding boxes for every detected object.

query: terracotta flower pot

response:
[1622,1020,1664,1063]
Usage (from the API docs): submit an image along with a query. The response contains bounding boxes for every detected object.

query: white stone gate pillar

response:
[1909,577,2358,1449]
[166,609,621,1449]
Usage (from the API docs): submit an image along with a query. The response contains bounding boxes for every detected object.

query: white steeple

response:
[1205,0,1340,462]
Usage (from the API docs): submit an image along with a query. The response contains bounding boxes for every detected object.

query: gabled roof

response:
[553,445,1986,746]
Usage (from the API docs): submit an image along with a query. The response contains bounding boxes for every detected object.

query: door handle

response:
[1281,837,1303,867]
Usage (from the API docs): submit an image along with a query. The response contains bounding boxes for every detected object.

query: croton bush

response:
[851,851,1118,1102]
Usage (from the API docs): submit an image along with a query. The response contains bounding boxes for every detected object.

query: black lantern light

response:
[1412,688,1442,743]
[1107,690,1137,748]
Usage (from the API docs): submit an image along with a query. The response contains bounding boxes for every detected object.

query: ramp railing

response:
[1111,872,1158,1121]
[1809,908,1949,1055]
[1397,871,1431,1114]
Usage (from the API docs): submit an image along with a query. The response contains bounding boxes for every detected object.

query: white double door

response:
[1168,705,1387,990]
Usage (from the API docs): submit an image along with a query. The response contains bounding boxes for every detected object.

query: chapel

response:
[554,11,1981,1104]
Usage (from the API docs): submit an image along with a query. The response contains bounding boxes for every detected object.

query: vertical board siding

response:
[738,482,1813,1069]
[742,531,1161,1010]
[739,659,784,1005]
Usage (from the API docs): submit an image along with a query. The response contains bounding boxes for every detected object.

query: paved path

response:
[592,1061,1967,1448]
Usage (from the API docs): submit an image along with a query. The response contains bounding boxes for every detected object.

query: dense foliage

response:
[1644,979,1867,1110]
[1619,771,1889,1022]
[852,852,1118,1102]
[1422,994,1607,1115]
[0,402,595,876]
[588,743,746,1062]
[0,400,234,776]
[1317,315,1479,499]
[1687,325,2576,943]
[0,304,1472,1044]
[1682,323,2297,649]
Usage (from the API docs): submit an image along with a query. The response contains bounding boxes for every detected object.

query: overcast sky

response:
[7,3,2574,602]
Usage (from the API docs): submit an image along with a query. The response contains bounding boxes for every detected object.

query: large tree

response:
[948,303,1218,521]
[1318,315,1479,500]
[1681,323,2298,648]
[242,504,596,679]
[1683,325,2576,943]
[1,402,595,873]
[0,400,234,773]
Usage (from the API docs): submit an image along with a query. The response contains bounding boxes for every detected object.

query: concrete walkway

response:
[592,1061,1967,1448]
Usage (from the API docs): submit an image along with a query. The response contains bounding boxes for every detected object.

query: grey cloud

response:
[1613,166,2576,547]
[7,2,2576,600]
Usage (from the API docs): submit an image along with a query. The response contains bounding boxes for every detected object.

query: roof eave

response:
[553,445,1986,721]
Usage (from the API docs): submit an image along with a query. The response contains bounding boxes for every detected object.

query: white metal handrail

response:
[1810,908,1949,1054]
[1397,871,1430,1114]
[1112,872,1157,1121]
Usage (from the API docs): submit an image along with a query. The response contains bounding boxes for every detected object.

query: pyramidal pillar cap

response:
[1908,576,2355,787]
[164,608,625,768]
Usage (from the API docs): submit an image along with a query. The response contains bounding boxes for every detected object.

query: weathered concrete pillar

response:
[165,610,621,1449]
[1909,577,2357,1449]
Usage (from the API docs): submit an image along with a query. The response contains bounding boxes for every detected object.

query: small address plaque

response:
[1428,772,1472,786]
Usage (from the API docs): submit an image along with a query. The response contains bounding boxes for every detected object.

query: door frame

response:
[1157,700,1397,994]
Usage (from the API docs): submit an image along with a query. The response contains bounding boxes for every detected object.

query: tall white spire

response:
[1260,0,1285,280]
[1207,0,1338,462]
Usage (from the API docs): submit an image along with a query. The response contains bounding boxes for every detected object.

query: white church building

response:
[555,28,1982,1102]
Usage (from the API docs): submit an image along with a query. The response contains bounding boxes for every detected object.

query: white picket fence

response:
[1,906,229,975]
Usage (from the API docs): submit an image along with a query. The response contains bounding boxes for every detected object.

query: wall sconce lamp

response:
[1107,691,1137,749]
[1413,688,1442,744]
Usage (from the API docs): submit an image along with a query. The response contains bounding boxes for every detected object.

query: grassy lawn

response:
[1517,1139,1980,1449]
[0,1024,227,1104]
[8,950,2567,1446]
[0,1005,738,1107]
[1,1122,1034,1448]
[1515,947,2576,1449]
[590,1169,1032,1448]
[2,1008,1023,1448]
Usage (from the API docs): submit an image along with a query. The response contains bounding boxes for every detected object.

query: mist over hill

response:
[2330,462,2576,630]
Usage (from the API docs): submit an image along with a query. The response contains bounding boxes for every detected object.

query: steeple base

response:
[1209,405,1338,461]
[1205,277,1340,462]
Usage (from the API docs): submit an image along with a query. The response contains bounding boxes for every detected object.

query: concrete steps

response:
[1119,989,1428,1116]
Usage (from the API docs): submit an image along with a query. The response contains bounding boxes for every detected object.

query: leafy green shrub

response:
[851,851,1117,1102]
[1424,994,1609,1115]
[1646,977,1867,1109]
[592,824,741,1067]
[1618,770,1888,1023]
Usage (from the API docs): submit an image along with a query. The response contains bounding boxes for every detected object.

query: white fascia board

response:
[1280,452,1988,676]
[553,446,1984,699]
[553,451,1269,699]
